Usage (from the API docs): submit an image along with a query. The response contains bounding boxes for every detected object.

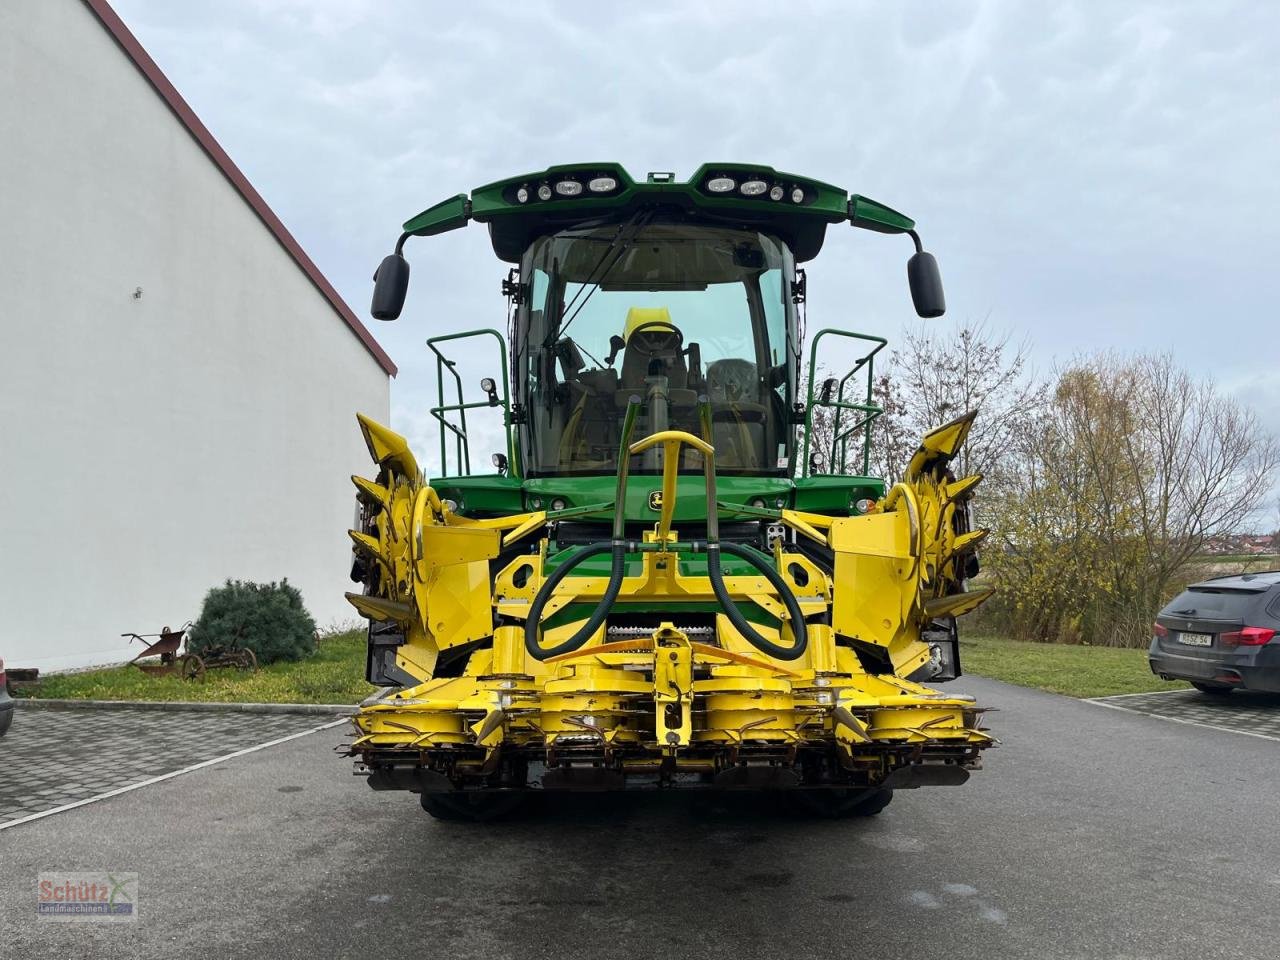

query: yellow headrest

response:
[624,307,674,342]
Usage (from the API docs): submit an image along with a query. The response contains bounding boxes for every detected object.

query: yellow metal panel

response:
[416,523,500,568]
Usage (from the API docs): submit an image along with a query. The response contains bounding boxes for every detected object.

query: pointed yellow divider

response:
[345,593,412,622]
[351,475,389,507]
[348,530,389,570]
[949,528,989,556]
[945,473,982,502]
[906,410,976,480]
[357,413,419,479]
[924,588,994,620]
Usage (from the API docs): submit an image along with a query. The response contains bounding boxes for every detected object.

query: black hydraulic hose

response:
[694,394,806,660]
[524,538,808,663]
[522,394,805,663]
[525,396,642,663]
[705,541,809,661]
[524,541,626,661]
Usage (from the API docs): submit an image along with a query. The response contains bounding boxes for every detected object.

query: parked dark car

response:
[0,657,13,737]
[1150,571,1280,694]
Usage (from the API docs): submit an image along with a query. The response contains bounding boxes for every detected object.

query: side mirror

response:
[371,254,410,321]
[907,251,945,319]
[820,377,839,404]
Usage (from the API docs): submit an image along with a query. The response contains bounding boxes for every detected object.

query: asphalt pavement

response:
[2,677,1278,960]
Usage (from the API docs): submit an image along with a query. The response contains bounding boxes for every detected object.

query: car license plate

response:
[1178,632,1213,647]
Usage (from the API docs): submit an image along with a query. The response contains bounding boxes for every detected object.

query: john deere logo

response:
[648,491,663,511]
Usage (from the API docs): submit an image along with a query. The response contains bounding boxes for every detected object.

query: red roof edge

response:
[82,0,397,376]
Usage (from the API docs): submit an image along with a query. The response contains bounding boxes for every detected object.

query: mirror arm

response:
[907,229,924,255]
[394,231,410,256]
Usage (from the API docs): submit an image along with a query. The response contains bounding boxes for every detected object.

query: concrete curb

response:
[13,698,355,716]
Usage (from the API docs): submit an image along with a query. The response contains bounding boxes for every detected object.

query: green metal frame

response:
[801,329,887,477]
[426,329,518,478]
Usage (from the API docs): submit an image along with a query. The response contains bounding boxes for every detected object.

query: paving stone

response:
[1092,688,1280,738]
[0,708,328,826]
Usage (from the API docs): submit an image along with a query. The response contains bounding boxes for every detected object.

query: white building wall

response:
[0,0,391,671]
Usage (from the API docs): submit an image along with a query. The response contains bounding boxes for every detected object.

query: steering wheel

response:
[627,321,684,356]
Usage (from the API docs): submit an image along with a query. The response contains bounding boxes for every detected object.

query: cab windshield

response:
[517,222,795,476]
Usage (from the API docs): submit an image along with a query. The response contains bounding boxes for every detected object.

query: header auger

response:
[344,164,993,820]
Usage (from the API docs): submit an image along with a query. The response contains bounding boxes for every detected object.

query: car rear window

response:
[1166,588,1261,621]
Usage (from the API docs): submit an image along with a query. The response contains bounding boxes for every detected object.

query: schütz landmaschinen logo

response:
[37,872,138,922]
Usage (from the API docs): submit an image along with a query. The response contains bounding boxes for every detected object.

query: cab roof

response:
[401,163,918,264]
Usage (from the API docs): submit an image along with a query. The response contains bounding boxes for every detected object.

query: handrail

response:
[628,429,715,545]
[801,328,887,477]
[425,329,516,477]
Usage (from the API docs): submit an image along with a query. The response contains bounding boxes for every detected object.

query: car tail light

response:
[1153,622,1168,638]
[1220,627,1276,647]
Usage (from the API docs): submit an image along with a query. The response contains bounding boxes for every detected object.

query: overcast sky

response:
[110,0,1279,488]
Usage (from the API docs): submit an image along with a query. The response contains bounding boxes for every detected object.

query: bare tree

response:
[804,320,1046,493]
[988,353,1280,646]
[887,320,1048,490]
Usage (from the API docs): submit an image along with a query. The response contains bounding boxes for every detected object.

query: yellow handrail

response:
[627,430,715,544]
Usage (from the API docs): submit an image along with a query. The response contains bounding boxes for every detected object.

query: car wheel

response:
[419,791,526,822]
[1191,682,1233,696]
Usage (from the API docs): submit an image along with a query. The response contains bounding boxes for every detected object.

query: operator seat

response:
[618,307,688,390]
[707,358,767,469]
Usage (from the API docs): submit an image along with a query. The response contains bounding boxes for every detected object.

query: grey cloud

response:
[109,0,1280,454]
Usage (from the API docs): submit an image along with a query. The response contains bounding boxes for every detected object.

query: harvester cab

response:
[347,164,992,820]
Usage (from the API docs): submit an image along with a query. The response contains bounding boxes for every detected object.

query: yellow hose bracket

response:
[652,623,693,752]
[500,512,549,547]
[628,430,715,544]
[778,509,832,546]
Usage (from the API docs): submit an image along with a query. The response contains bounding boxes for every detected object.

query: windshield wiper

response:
[553,209,652,342]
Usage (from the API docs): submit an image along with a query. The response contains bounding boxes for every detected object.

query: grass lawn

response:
[21,629,375,705]
[961,634,1188,699]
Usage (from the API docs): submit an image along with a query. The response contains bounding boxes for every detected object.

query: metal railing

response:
[426,329,516,477]
[801,329,887,477]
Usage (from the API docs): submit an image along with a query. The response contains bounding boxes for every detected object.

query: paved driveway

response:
[2,678,1278,960]
[0,707,338,827]
[1090,688,1280,740]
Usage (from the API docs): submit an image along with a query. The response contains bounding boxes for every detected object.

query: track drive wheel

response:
[792,787,894,819]
[420,791,527,822]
